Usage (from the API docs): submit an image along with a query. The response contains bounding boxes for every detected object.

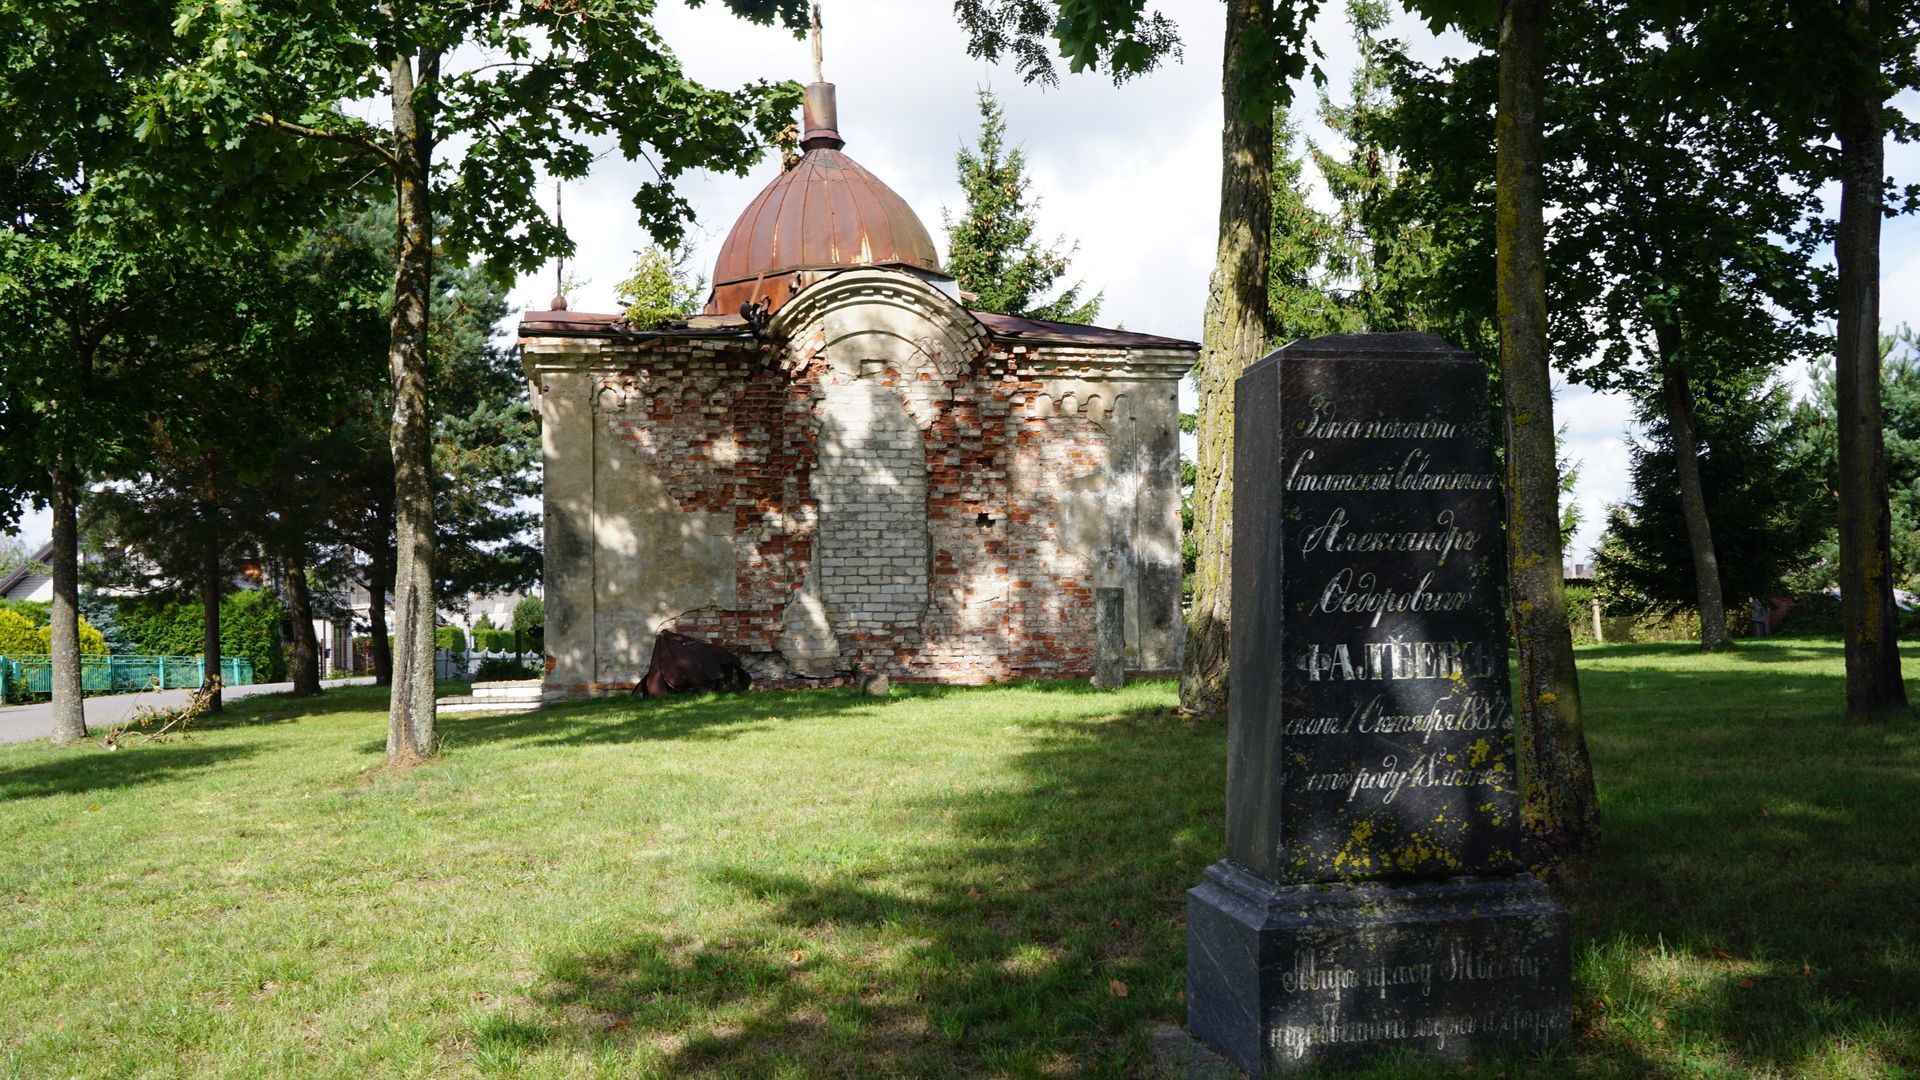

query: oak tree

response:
[147,0,809,762]
[1699,0,1920,718]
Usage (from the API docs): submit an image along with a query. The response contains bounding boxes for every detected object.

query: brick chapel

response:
[519,63,1196,699]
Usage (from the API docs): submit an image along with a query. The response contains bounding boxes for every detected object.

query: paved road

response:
[0,678,375,745]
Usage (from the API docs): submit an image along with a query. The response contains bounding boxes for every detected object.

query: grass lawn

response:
[0,640,1915,1078]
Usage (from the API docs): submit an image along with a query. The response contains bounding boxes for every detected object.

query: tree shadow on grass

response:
[443,686,959,752]
[0,742,259,801]
[188,688,393,731]
[472,658,1917,1076]
[471,696,1214,1077]
[1574,639,1849,664]
[1571,657,1920,1077]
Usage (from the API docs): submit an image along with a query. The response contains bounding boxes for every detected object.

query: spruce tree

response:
[1306,0,1441,337]
[1267,118,1344,341]
[1595,371,1827,619]
[942,89,1101,324]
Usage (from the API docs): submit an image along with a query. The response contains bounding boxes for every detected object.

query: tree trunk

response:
[285,550,321,695]
[1654,337,1729,650]
[368,547,393,686]
[1497,0,1600,867]
[47,456,86,746]
[199,520,224,714]
[1179,0,1273,717]
[1833,0,1908,720]
[386,47,440,764]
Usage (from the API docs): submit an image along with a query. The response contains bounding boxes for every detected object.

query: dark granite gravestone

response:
[1185,333,1571,1074]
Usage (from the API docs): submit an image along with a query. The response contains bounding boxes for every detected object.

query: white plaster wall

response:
[591,416,738,684]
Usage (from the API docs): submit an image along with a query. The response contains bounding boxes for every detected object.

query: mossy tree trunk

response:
[1179,0,1273,717]
[47,455,86,746]
[1497,0,1600,867]
[367,547,393,686]
[1833,0,1909,721]
[385,44,440,764]
[1654,330,1729,650]
[199,456,224,713]
[285,551,321,695]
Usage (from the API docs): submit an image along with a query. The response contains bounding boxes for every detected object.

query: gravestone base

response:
[1187,861,1571,1075]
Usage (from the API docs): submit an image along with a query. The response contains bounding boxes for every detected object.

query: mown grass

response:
[0,640,1914,1078]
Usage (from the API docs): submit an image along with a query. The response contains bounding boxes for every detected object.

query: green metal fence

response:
[0,655,254,698]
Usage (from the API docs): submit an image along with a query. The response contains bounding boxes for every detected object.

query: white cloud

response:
[5,506,51,554]
[1553,383,1640,565]
[1884,229,1920,335]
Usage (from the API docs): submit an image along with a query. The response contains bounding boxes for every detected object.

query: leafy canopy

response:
[1792,328,1920,593]
[140,0,814,275]
[1547,0,1828,400]
[955,0,1322,116]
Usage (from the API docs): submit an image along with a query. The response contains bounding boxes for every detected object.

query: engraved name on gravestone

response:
[1185,334,1570,1076]
[1270,354,1518,881]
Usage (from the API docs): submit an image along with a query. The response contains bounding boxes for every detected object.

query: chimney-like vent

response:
[801,82,842,151]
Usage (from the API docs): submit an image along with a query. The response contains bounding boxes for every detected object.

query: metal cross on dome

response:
[811,3,824,83]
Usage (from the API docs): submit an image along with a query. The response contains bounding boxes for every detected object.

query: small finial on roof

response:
[553,179,568,311]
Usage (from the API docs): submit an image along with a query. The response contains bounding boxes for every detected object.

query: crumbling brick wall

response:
[585,334,1119,684]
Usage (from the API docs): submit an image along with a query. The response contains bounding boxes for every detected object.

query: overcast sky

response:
[9,0,1920,569]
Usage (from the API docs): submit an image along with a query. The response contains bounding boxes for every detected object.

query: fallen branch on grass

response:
[102,677,220,749]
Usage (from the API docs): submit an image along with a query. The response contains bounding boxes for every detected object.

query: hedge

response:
[434,625,467,653]
[112,591,287,683]
[474,656,540,681]
[0,599,50,626]
[472,628,517,652]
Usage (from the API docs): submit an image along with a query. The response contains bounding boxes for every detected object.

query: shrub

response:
[473,628,516,652]
[0,599,50,626]
[512,596,543,640]
[77,620,108,655]
[78,596,131,653]
[0,608,109,656]
[473,613,497,632]
[1767,592,1920,636]
[0,610,38,655]
[474,656,540,681]
[435,625,467,653]
[1565,585,1599,644]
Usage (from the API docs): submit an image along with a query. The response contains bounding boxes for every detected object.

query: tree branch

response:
[255,112,397,168]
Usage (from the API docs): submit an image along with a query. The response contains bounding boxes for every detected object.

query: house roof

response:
[0,541,53,599]
[519,302,1198,352]
[970,312,1198,351]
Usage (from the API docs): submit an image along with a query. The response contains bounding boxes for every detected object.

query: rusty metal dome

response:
[703,139,946,317]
